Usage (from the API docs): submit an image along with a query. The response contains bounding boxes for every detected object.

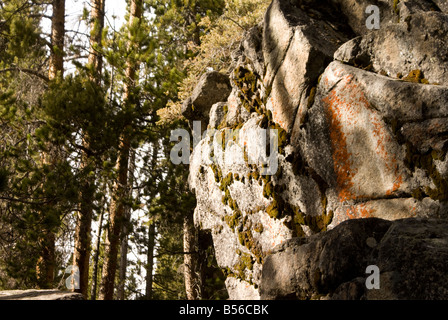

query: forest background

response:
[0,0,269,300]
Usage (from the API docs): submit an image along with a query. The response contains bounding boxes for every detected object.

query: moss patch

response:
[220,172,234,191]
[404,142,448,201]
[402,69,429,84]
[393,0,400,15]
[233,66,262,114]
[217,105,229,130]
[210,163,222,183]
[224,208,242,229]
[293,209,334,233]
[238,228,263,264]
[307,87,317,108]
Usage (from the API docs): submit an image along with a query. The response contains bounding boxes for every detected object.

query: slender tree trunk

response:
[99,0,143,300]
[73,0,105,298]
[36,0,65,289]
[90,205,104,300]
[48,0,65,81]
[116,223,128,300]
[144,143,158,299]
[183,210,202,300]
[72,177,93,295]
[36,232,56,289]
[117,149,136,300]
[99,134,131,300]
[87,0,105,81]
[145,222,155,300]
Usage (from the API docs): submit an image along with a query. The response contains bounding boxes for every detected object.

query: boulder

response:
[208,102,227,130]
[186,0,448,300]
[299,60,448,226]
[263,0,352,132]
[239,24,265,79]
[330,0,444,34]
[334,12,448,85]
[182,71,232,130]
[260,217,448,300]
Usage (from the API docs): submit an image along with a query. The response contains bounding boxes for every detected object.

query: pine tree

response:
[73,0,106,298]
[0,0,61,289]
[99,0,144,300]
[0,0,259,298]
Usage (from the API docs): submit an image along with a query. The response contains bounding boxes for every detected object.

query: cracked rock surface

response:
[260,217,448,300]
[184,0,448,299]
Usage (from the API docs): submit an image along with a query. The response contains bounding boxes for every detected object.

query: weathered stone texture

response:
[183,0,448,299]
[260,218,448,300]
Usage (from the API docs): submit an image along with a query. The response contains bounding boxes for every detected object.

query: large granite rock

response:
[263,0,353,132]
[299,60,448,227]
[182,71,232,130]
[184,0,448,299]
[334,12,448,85]
[260,217,448,300]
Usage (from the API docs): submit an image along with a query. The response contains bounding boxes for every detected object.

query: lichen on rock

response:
[184,0,448,300]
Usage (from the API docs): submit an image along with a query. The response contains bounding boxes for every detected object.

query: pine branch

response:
[0,195,53,206]
[0,67,49,82]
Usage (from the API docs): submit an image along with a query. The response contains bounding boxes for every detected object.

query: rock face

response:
[0,289,84,300]
[334,12,448,85]
[260,217,448,300]
[184,0,448,299]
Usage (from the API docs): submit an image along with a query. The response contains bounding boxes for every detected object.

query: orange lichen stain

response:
[323,72,404,201]
[410,204,417,217]
[322,75,358,202]
[345,203,376,219]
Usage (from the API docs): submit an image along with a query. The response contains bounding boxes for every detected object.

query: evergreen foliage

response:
[0,0,261,298]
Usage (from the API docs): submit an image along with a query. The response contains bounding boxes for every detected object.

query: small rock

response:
[182,71,232,129]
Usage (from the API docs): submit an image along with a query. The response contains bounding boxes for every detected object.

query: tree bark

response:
[116,149,136,300]
[87,0,105,82]
[48,0,65,81]
[183,211,202,300]
[144,142,158,299]
[90,201,105,300]
[36,231,56,289]
[73,0,105,298]
[99,0,143,300]
[98,135,131,300]
[145,222,155,299]
[36,0,65,289]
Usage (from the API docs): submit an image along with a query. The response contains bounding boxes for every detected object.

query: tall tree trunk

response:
[99,0,143,300]
[116,149,136,300]
[145,142,158,299]
[90,200,105,300]
[87,0,105,81]
[73,0,105,298]
[36,232,56,289]
[48,0,65,81]
[36,0,65,289]
[145,222,155,299]
[183,210,202,300]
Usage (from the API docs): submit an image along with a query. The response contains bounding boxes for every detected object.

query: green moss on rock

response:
[402,69,429,84]
[220,172,234,191]
[404,143,448,201]
[225,208,242,230]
